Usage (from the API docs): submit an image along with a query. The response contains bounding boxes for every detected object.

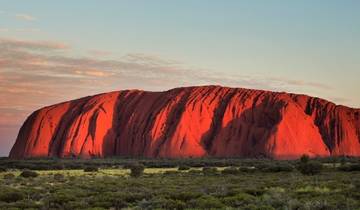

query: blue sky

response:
[0,0,359,156]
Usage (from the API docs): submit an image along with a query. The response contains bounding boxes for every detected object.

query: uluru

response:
[9,86,360,159]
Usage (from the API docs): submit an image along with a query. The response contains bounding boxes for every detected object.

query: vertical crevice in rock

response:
[202,88,238,152]
[153,88,193,157]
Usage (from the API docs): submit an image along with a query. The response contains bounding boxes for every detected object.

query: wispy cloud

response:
[0,37,350,156]
[15,14,37,21]
[0,38,68,51]
[0,37,338,128]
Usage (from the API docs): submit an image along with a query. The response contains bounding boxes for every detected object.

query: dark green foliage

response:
[222,166,240,175]
[338,163,360,171]
[222,193,255,207]
[129,164,144,178]
[83,166,99,172]
[0,190,24,203]
[297,161,323,175]
[189,195,225,209]
[300,154,310,164]
[0,166,6,172]
[149,197,186,209]
[0,157,359,209]
[19,170,39,178]
[47,191,76,208]
[178,165,190,171]
[260,163,294,172]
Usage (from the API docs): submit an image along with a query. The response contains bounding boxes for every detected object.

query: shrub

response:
[149,197,186,209]
[178,165,191,171]
[83,166,99,172]
[338,164,360,172]
[202,167,218,175]
[48,191,76,207]
[300,154,310,164]
[168,191,202,201]
[3,173,15,180]
[261,163,294,172]
[129,164,145,178]
[222,193,255,207]
[0,190,24,202]
[20,170,39,178]
[222,166,240,175]
[189,195,225,209]
[297,161,322,175]
[0,166,6,172]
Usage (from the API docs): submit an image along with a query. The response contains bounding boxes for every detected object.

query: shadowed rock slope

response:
[9,86,360,159]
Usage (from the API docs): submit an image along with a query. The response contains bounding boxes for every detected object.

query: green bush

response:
[300,154,310,164]
[189,195,225,209]
[149,197,186,209]
[47,191,76,207]
[0,190,24,203]
[0,166,6,172]
[129,164,145,178]
[261,163,294,172]
[243,204,276,210]
[222,193,255,207]
[83,166,99,172]
[338,164,360,172]
[178,165,191,171]
[297,161,322,175]
[168,191,202,201]
[222,166,240,175]
[20,170,39,178]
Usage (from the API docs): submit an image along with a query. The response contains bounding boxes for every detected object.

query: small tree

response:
[297,161,322,175]
[130,164,145,178]
[20,170,39,178]
[0,191,24,202]
[300,154,310,164]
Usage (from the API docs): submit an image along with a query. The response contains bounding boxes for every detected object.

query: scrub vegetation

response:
[0,156,359,209]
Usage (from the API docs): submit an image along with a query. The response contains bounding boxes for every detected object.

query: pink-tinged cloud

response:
[0,37,343,156]
[0,38,69,51]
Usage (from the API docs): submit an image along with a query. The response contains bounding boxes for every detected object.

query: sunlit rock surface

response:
[9,86,360,159]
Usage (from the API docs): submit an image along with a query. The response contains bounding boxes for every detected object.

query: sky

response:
[0,0,359,156]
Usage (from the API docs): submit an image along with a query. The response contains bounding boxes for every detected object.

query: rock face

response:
[9,86,360,159]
